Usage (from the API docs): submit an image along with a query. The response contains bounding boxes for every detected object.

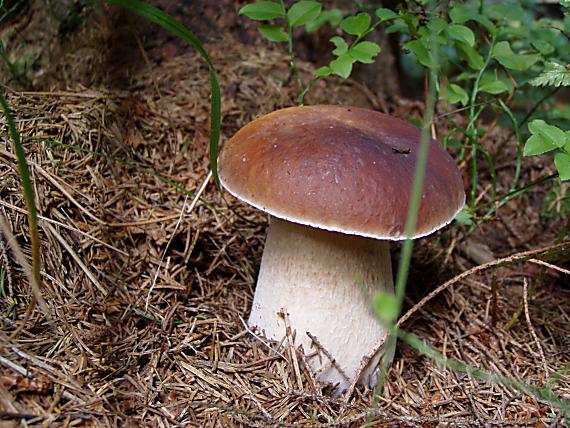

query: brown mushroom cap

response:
[219,105,465,240]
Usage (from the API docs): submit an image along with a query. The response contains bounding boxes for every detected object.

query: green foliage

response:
[239,1,384,102]
[531,62,570,88]
[305,8,342,33]
[287,1,321,27]
[340,12,370,36]
[446,83,469,106]
[239,2,285,20]
[240,0,570,203]
[492,41,540,71]
[259,24,288,42]
[454,206,474,226]
[524,120,570,181]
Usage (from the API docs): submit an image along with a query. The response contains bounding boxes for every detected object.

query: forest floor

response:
[0,1,568,427]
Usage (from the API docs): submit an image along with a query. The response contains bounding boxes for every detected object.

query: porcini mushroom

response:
[219,105,465,392]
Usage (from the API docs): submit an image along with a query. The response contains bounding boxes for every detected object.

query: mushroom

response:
[219,105,465,392]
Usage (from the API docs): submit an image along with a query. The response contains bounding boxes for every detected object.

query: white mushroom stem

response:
[248,216,395,392]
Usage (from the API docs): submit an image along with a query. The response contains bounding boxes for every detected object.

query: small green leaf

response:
[405,39,431,68]
[329,53,354,78]
[330,36,348,56]
[375,7,397,22]
[447,24,475,47]
[449,3,496,34]
[287,1,322,27]
[446,83,469,106]
[258,24,288,42]
[386,20,408,35]
[524,134,557,156]
[478,71,513,94]
[456,42,484,70]
[531,40,554,56]
[565,132,570,152]
[492,41,540,71]
[239,1,285,20]
[427,17,447,34]
[305,8,342,32]
[349,41,381,64]
[373,291,399,325]
[529,120,567,147]
[315,66,332,77]
[479,80,509,94]
[454,207,474,226]
[340,12,371,36]
[554,152,570,181]
[487,2,527,22]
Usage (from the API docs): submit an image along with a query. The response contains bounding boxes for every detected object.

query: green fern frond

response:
[530,62,570,88]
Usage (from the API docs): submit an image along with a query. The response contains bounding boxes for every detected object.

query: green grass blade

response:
[398,328,570,420]
[497,99,522,191]
[0,90,41,296]
[102,0,222,186]
[373,8,440,400]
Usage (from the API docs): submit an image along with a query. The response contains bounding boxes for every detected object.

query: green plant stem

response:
[497,99,523,191]
[467,35,496,208]
[374,59,439,402]
[299,76,320,106]
[397,328,570,419]
[470,173,558,233]
[519,86,561,129]
[280,0,304,93]
[479,146,496,201]
[0,90,41,299]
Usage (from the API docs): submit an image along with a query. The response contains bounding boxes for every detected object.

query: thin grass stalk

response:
[0,90,41,314]
[497,99,522,191]
[373,9,440,400]
[467,35,496,207]
[477,173,558,226]
[101,0,222,186]
[0,0,25,22]
[397,328,570,421]
[34,136,200,200]
[478,146,496,203]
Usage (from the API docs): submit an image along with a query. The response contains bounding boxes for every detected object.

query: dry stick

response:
[342,331,389,405]
[279,309,303,392]
[305,331,350,384]
[18,90,104,98]
[0,215,49,318]
[146,194,188,311]
[0,149,194,229]
[523,278,548,379]
[0,149,101,224]
[42,222,107,297]
[0,355,28,377]
[32,162,107,226]
[228,374,272,420]
[145,170,211,311]
[0,199,128,256]
[238,316,287,360]
[529,258,570,276]
[296,344,322,395]
[0,231,13,298]
[396,240,570,329]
